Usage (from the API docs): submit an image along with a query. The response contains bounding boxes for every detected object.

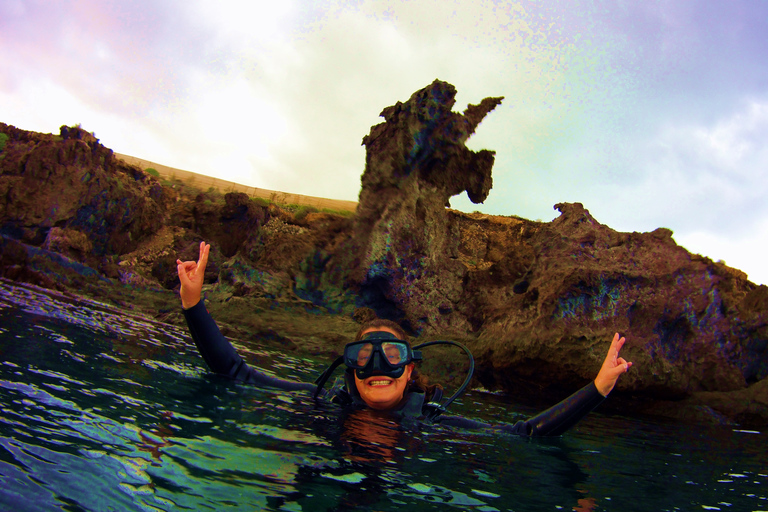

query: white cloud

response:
[581,98,768,234]
[0,78,102,135]
[187,0,297,50]
[562,98,768,285]
[675,220,768,286]
[691,100,768,175]
[4,0,767,287]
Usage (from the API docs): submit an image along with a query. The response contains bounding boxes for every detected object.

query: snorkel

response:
[313,332,475,420]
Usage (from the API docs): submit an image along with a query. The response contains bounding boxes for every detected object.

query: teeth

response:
[369,380,392,386]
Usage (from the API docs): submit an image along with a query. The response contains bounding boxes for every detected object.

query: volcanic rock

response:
[347,79,503,333]
[0,123,169,262]
[461,202,767,404]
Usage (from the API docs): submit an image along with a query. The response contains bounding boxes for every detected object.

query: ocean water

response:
[0,277,766,512]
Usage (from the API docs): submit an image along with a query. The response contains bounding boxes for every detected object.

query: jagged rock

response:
[43,227,93,259]
[465,202,768,407]
[352,307,378,324]
[0,234,104,290]
[346,79,503,333]
[191,192,268,258]
[0,123,169,259]
[740,285,768,314]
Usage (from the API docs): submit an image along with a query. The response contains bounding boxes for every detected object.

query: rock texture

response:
[2,80,768,426]
[345,79,503,333]
[0,124,169,264]
[460,203,767,411]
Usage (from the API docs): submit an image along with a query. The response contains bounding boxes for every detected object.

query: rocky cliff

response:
[2,80,767,426]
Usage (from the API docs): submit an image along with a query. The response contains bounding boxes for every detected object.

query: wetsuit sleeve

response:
[434,381,605,436]
[182,300,315,393]
[515,381,605,436]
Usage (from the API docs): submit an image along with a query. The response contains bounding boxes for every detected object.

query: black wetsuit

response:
[183,300,605,436]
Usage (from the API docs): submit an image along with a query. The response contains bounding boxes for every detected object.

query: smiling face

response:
[353,326,414,410]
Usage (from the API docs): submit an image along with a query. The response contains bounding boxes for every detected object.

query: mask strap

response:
[313,355,344,399]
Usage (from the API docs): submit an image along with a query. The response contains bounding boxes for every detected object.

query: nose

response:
[370,352,384,372]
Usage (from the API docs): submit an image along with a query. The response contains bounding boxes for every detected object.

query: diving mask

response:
[344,332,422,380]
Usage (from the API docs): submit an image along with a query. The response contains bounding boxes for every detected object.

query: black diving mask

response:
[343,332,422,380]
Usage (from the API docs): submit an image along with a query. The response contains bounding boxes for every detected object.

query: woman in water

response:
[177,242,632,436]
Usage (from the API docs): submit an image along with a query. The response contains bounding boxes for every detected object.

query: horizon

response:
[111,145,755,285]
[2,119,764,286]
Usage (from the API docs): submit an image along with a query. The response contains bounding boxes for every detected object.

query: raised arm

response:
[436,333,633,436]
[513,332,633,435]
[177,242,314,392]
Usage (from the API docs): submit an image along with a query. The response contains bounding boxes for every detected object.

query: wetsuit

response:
[182,300,605,436]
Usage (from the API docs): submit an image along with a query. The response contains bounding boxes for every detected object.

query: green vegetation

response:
[0,132,8,151]
[322,207,354,218]
[204,186,223,202]
[293,205,319,221]
[145,168,160,178]
[281,203,354,219]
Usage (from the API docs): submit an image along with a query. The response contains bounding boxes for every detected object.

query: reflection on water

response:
[0,278,766,511]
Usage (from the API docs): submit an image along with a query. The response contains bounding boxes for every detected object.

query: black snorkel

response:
[412,339,475,420]
[313,357,345,399]
[313,336,475,420]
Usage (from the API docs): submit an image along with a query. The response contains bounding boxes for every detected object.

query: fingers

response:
[595,334,633,396]
[177,242,210,277]
[613,360,631,374]
[177,261,192,286]
[176,243,210,310]
[197,242,210,275]
[611,333,625,351]
[176,261,198,276]
[605,334,632,372]
[613,356,632,375]
[614,335,630,367]
[177,260,196,270]
[607,333,626,361]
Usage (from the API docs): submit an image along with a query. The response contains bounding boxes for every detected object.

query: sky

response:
[2,0,767,285]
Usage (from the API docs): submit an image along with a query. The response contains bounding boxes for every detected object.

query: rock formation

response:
[346,79,503,333]
[458,203,767,416]
[0,124,168,265]
[1,80,768,425]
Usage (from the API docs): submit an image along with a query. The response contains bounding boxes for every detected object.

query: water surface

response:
[0,278,766,511]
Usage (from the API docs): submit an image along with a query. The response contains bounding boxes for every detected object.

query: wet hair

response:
[354,318,409,342]
[408,366,442,401]
[352,318,442,401]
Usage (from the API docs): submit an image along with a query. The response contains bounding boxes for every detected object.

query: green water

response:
[0,278,766,511]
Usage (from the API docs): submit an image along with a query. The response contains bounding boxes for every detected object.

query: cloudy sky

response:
[2,1,767,285]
